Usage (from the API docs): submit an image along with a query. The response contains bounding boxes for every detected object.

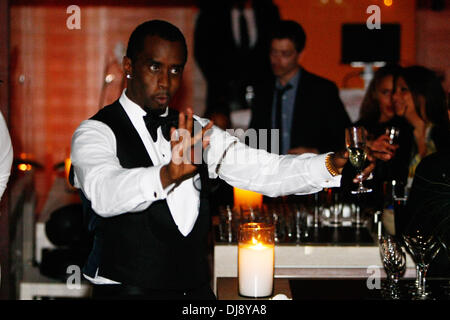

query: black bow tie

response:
[143,108,179,142]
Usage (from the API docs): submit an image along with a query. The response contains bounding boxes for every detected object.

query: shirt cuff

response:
[139,164,175,201]
[308,152,341,188]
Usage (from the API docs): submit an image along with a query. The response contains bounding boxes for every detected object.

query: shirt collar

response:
[119,89,169,118]
[275,69,301,90]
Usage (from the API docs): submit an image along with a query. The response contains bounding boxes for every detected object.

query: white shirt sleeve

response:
[73,115,341,217]
[0,112,13,201]
[200,118,341,196]
[71,119,173,217]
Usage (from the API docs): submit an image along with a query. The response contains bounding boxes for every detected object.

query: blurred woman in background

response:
[395,67,450,276]
[341,65,403,209]
[358,65,402,140]
[393,65,450,188]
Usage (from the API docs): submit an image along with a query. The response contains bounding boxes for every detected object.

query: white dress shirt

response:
[0,111,13,201]
[71,90,341,284]
[231,7,258,48]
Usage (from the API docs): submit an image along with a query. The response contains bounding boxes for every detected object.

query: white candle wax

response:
[238,242,274,297]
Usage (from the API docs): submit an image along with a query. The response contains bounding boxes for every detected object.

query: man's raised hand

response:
[160,108,213,188]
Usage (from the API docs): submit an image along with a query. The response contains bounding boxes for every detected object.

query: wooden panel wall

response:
[10,6,197,213]
[0,0,10,300]
[416,8,450,91]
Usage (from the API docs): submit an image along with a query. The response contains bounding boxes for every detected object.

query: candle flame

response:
[249,237,269,250]
[18,163,32,171]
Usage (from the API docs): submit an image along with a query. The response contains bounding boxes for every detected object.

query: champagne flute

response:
[345,126,372,194]
[379,234,406,299]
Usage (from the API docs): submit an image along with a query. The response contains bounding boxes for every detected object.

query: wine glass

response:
[379,234,406,299]
[379,234,406,282]
[345,126,372,194]
[402,229,441,299]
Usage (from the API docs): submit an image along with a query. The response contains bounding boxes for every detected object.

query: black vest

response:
[72,100,211,290]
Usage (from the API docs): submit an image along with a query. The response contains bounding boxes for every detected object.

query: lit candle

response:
[238,223,275,297]
[64,157,71,181]
[233,187,263,210]
[64,157,76,190]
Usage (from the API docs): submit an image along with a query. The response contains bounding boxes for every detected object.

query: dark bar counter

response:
[217,277,450,300]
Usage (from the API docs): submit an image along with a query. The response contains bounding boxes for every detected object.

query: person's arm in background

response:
[0,111,13,201]
[193,2,233,124]
[193,2,231,85]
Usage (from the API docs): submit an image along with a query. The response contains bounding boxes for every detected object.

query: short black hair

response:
[271,20,306,53]
[126,20,188,65]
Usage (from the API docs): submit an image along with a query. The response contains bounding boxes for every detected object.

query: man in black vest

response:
[71,20,365,300]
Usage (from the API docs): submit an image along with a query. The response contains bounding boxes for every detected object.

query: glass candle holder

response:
[238,222,275,298]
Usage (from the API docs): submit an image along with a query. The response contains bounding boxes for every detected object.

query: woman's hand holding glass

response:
[366,134,399,162]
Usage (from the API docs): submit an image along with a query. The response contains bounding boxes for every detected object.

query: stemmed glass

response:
[402,229,441,299]
[345,126,372,194]
[379,234,406,299]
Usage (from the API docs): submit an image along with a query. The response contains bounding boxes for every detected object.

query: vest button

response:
[154,192,157,198]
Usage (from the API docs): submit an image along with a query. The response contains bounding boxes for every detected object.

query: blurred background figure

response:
[249,20,351,155]
[392,65,450,188]
[342,64,449,212]
[194,0,280,130]
[343,65,403,209]
[0,94,13,201]
[357,65,402,138]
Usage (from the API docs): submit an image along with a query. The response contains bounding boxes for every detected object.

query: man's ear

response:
[123,56,132,76]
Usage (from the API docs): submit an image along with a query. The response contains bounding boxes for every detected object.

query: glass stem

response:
[415,265,420,286]
[359,176,364,190]
[417,264,428,296]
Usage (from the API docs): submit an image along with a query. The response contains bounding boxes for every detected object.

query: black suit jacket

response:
[249,68,352,154]
[194,0,280,115]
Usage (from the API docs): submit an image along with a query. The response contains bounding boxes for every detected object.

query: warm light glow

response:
[19,152,31,160]
[64,158,71,180]
[248,237,269,250]
[384,0,393,6]
[18,163,32,171]
[233,187,263,210]
[64,157,77,190]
